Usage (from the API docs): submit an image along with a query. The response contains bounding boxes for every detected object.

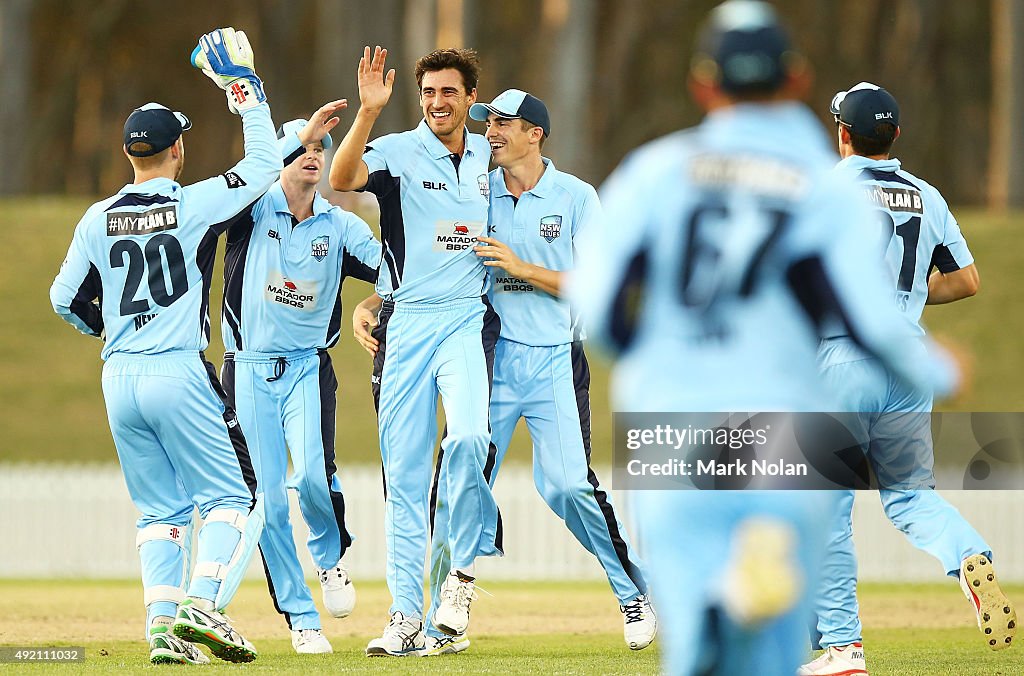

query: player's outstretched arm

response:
[476,237,563,296]
[353,293,384,356]
[50,215,104,339]
[330,46,395,192]
[186,27,280,229]
[926,263,980,305]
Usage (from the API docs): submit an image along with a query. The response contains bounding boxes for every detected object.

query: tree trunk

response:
[988,0,1024,208]
[0,0,34,194]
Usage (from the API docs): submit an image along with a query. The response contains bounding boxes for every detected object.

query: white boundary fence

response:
[1,464,1022,582]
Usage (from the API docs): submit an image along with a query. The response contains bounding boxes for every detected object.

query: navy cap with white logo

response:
[694,0,793,94]
[123,103,191,157]
[830,82,900,140]
[277,118,333,150]
[469,89,551,137]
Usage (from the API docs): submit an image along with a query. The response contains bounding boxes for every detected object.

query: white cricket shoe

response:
[620,594,657,650]
[172,598,257,663]
[291,628,333,654]
[432,571,478,636]
[421,633,470,656]
[797,643,867,675]
[721,517,801,626]
[959,553,1017,650]
[149,627,211,665]
[317,559,356,618]
[365,611,425,657]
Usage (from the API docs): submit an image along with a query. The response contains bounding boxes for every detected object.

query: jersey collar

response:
[416,118,475,160]
[119,177,180,196]
[493,157,556,199]
[266,181,332,219]
[836,155,902,173]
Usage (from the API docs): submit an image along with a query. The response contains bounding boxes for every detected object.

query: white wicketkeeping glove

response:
[190,27,267,114]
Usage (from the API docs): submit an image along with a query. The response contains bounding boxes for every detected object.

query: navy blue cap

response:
[830,82,900,139]
[470,89,551,137]
[694,0,793,94]
[124,103,191,157]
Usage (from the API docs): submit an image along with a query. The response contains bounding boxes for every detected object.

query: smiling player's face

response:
[419,69,476,142]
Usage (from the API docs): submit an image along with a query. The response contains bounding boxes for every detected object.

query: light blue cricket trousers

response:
[813,338,990,648]
[637,489,835,675]
[223,348,353,631]
[102,351,255,629]
[370,297,501,618]
[427,339,647,637]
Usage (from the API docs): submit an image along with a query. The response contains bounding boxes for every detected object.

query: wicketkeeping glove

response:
[190,27,267,114]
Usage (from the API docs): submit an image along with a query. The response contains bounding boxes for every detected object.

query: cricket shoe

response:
[317,559,356,618]
[721,517,801,626]
[291,628,333,654]
[421,633,470,656]
[365,611,425,657]
[172,598,257,663]
[797,643,867,675]
[433,570,478,636]
[149,626,210,665]
[620,594,657,650]
[959,553,1017,650]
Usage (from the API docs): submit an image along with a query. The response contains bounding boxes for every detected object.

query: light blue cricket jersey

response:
[572,102,955,411]
[50,104,284,360]
[362,119,490,303]
[835,155,973,336]
[221,180,381,353]
[487,158,600,346]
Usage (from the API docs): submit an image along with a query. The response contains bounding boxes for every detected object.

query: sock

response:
[149,615,175,634]
[187,596,215,611]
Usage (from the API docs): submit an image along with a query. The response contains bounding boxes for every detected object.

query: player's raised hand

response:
[357,46,396,113]
[191,27,266,114]
[298,99,348,146]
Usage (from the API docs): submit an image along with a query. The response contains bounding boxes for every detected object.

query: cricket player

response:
[799,83,1015,675]
[421,89,656,655]
[49,28,288,664]
[329,46,500,656]
[216,101,382,654]
[571,2,960,674]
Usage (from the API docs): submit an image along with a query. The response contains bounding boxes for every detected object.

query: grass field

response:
[0,579,1020,674]
[1,198,1022,465]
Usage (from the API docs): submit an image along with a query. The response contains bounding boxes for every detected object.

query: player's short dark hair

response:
[415,48,480,93]
[521,120,547,149]
[847,122,898,156]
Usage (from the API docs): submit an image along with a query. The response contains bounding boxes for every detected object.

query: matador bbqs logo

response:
[265,271,317,311]
[433,220,484,252]
[311,235,329,261]
[540,215,562,242]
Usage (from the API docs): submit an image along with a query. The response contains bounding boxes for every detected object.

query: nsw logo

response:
[311,235,329,261]
[539,215,562,243]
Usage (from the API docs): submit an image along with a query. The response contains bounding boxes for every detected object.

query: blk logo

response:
[423,181,447,191]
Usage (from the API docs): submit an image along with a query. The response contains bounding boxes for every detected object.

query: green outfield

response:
[0,579,1019,674]
[2,198,1022,464]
